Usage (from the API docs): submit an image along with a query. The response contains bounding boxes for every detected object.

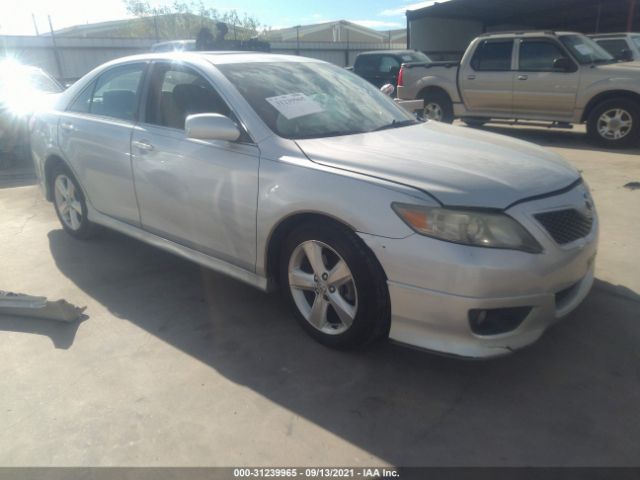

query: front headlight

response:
[392,203,542,253]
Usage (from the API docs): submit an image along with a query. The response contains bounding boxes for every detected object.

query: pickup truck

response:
[397,31,640,147]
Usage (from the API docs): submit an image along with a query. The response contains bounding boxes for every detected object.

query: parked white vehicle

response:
[397,31,640,147]
[590,33,640,62]
[31,52,598,358]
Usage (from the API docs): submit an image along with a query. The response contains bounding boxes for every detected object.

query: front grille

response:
[534,209,593,245]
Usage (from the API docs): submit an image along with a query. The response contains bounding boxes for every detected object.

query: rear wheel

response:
[587,98,640,148]
[280,221,390,349]
[420,90,454,124]
[51,164,98,239]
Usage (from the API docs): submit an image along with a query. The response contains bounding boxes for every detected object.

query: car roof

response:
[589,33,637,38]
[101,51,323,66]
[477,30,578,39]
[357,50,421,56]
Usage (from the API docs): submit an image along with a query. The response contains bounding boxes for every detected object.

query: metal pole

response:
[32,13,40,36]
[47,15,64,80]
[296,26,300,55]
[628,0,637,32]
[595,1,602,33]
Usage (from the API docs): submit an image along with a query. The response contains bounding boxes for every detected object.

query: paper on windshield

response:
[265,93,324,119]
[575,44,594,56]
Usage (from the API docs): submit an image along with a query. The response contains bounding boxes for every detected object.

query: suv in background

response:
[590,33,640,61]
[351,50,432,89]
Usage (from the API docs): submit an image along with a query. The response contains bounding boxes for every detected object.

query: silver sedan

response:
[30,52,598,358]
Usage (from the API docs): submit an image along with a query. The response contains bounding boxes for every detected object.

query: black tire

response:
[420,90,454,124]
[279,220,390,349]
[586,98,640,148]
[51,164,98,240]
[462,117,488,128]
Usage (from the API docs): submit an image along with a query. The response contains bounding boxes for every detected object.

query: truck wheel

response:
[421,91,453,124]
[462,117,488,128]
[280,220,390,349]
[587,98,640,148]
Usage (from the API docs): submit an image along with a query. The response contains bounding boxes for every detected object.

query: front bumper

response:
[359,182,598,358]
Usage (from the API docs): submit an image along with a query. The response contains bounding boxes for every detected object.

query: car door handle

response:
[59,122,75,132]
[518,74,529,80]
[132,140,154,151]
[467,75,476,80]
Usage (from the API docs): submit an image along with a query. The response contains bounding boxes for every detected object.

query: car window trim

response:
[65,60,149,124]
[470,39,516,72]
[516,38,578,73]
[139,60,256,145]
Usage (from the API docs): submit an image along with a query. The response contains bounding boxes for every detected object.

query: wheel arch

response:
[581,90,640,123]
[43,154,67,201]
[417,85,453,104]
[264,211,387,290]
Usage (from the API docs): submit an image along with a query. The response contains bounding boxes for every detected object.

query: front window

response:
[559,34,615,64]
[217,61,415,140]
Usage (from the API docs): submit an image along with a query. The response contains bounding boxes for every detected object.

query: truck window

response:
[379,56,401,73]
[355,55,380,75]
[470,40,513,71]
[594,39,630,58]
[519,40,572,71]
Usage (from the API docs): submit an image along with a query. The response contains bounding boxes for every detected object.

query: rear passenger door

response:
[460,39,515,115]
[58,62,146,225]
[512,38,580,119]
[130,61,259,270]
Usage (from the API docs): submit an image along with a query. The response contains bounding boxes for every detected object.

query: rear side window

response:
[595,39,630,57]
[355,55,380,75]
[379,56,401,73]
[519,40,571,71]
[471,40,514,71]
[90,64,145,121]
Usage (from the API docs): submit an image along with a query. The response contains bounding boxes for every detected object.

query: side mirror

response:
[185,113,241,142]
[380,84,395,96]
[616,49,634,62]
[553,57,573,72]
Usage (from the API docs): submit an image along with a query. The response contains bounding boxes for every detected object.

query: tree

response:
[121,0,265,40]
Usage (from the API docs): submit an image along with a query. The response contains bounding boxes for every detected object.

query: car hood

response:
[295,122,580,209]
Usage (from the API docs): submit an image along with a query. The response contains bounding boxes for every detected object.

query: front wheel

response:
[280,221,390,349]
[587,98,640,148]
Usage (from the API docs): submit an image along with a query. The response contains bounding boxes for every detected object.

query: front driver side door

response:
[512,38,580,119]
[131,62,259,271]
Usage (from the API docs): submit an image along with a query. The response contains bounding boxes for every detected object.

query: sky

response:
[0,0,441,35]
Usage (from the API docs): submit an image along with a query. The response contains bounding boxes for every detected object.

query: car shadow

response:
[463,124,640,157]
[46,228,640,465]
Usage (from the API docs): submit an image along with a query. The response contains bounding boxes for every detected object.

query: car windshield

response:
[559,34,615,64]
[217,61,416,140]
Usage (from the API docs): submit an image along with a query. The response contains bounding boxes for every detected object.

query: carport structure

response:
[408,0,639,59]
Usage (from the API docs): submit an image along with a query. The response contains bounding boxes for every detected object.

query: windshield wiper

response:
[371,119,418,132]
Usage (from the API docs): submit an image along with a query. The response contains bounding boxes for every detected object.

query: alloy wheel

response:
[424,102,443,122]
[597,108,633,140]
[54,174,83,231]
[288,240,358,335]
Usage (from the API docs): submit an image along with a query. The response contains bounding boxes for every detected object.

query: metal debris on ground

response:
[623,182,640,191]
[0,291,86,322]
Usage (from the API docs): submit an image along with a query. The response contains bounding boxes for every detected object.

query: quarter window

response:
[68,81,95,114]
[519,40,573,71]
[471,40,514,71]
